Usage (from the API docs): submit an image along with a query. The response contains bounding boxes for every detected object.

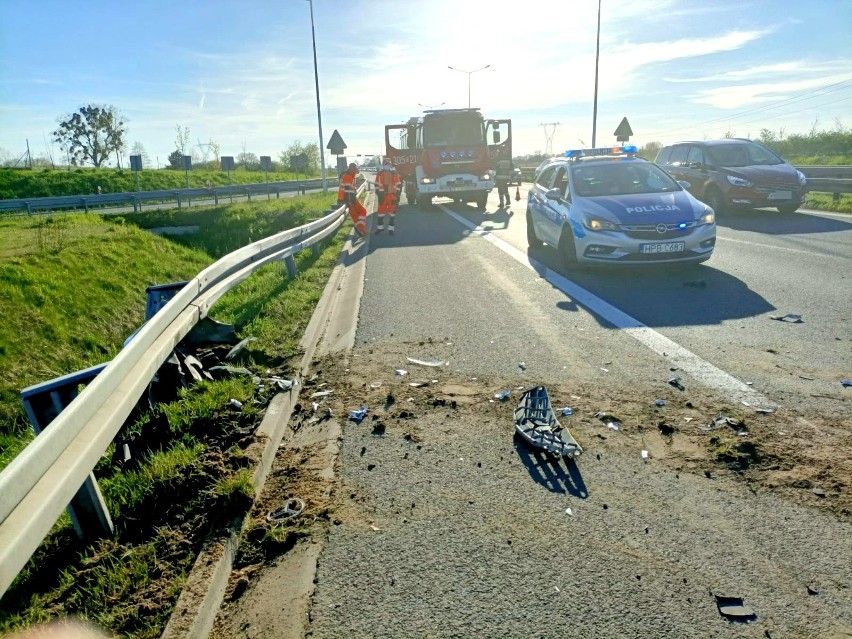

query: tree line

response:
[1,104,322,174]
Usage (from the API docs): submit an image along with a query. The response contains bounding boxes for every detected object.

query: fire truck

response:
[384,108,512,210]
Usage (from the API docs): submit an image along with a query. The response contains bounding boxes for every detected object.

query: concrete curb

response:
[161,221,368,639]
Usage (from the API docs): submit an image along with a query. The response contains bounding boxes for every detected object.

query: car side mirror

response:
[493,131,501,144]
[677,180,691,190]
[545,188,563,201]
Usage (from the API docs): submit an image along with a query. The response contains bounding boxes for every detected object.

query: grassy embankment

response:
[0,191,345,638]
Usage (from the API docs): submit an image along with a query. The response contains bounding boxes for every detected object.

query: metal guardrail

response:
[0,177,341,215]
[0,196,355,597]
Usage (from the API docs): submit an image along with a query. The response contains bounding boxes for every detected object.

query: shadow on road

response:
[513,434,589,498]
[715,207,852,235]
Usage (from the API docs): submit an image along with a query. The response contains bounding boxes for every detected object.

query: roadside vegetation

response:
[0,191,345,637]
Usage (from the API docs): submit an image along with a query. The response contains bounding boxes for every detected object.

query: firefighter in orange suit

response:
[338,163,367,236]
[374,161,401,235]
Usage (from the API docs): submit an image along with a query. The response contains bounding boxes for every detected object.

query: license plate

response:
[767,190,792,200]
[640,242,685,254]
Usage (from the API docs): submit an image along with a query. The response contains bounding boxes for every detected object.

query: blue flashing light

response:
[564,145,639,158]
[678,222,687,229]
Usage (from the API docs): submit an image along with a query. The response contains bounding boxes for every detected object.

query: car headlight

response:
[584,216,619,231]
[480,173,491,181]
[726,174,753,187]
[796,170,807,185]
[420,177,435,185]
[699,207,715,225]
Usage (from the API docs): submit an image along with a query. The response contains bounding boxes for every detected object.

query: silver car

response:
[526,147,717,268]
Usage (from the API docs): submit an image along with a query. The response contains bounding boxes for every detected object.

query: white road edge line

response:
[441,205,776,408]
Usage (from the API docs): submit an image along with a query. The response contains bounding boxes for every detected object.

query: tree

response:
[167,150,184,170]
[52,104,128,168]
[279,140,320,174]
[237,151,260,171]
[638,141,662,160]
[175,124,191,154]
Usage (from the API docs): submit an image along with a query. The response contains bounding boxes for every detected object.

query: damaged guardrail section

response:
[0,203,349,597]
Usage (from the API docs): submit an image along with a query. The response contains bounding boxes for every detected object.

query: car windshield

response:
[422,115,485,148]
[572,162,681,197]
[706,143,783,167]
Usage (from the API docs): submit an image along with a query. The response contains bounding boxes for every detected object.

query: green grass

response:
[0,192,349,637]
[805,191,852,214]
[0,166,319,200]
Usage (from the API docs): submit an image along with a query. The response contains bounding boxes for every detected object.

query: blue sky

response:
[1,0,850,168]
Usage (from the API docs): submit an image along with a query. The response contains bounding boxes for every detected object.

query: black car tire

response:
[777,203,800,214]
[526,209,543,249]
[558,229,579,271]
[705,186,727,215]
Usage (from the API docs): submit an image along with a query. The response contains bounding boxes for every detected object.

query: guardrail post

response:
[25,202,32,216]
[214,191,219,205]
[20,365,115,541]
[284,255,298,279]
[177,192,182,210]
[276,188,280,199]
[132,195,138,214]
[246,188,251,202]
[83,198,89,213]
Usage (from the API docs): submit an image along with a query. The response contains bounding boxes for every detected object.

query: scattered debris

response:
[755,407,774,414]
[842,380,852,388]
[668,377,686,391]
[812,488,826,497]
[224,336,258,361]
[311,390,333,398]
[658,421,676,436]
[369,525,381,532]
[350,406,368,422]
[267,376,295,391]
[228,398,243,410]
[715,595,757,623]
[799,375,815,381]
[807,585,820,596]
[561,407,574,416]
[770,313,803,323]
[600,368,609,373]
[514,386,583,458]
[641,450,650,459]
[266,497,305,523]
[595,412,621,431]
[565,508,573,516]
[406,357,447,367]
[655,399,666,407]
[395,369,408,376]
[370,382,382,388]
[518,362,526,371]
[495,390,511,401]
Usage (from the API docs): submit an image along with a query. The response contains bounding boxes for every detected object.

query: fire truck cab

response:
[384,108,512,210]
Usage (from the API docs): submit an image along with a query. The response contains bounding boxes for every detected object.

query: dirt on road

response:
[212,338,851,639]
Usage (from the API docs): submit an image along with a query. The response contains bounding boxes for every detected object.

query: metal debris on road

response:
[406,357,447,367]
[514,386,583,458]
[266,497,305,523]
[770,313,803,323]
[715,595,757,623]
[668,377,686,391]
[350,406,368,422]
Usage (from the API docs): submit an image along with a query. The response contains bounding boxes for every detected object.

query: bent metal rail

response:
[0,199,353,597]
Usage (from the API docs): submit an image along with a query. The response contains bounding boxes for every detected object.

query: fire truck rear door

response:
[486,119,512,166]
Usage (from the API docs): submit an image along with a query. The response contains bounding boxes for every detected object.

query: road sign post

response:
[221,156,235,202]
[260,156,272,199]
[129,154,143,212]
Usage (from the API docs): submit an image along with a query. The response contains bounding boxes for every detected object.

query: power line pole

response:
[539,123,560,156]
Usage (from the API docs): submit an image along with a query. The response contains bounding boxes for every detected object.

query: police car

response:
[526,146,716,267]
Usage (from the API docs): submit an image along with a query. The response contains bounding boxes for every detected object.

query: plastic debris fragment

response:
[495,390,511,400]
[641,450,650,459]
[395,369,408,376]
[595,412,622,431]
[715,595,757,623]
[561,407,574,416]
[514,386,583,458]
[655,399,666,407]
[406,357,446,367]
[668,377,686,391]
[311,390,333,398]
[770,313,803,323]
[370,382,382,388]
[229,398,243,409]
[267,497,305,523]
[755,407,774,414]
[518,362,526,370]
[842,380,852,388]
[350,406,368,422]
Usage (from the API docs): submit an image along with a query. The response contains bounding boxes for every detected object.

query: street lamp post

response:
[591,0,601,147]
[447,65,490,109]
[307,0,327,192]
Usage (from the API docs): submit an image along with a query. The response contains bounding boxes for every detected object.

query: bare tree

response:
[52,105,128,167]
[174,124,191,154]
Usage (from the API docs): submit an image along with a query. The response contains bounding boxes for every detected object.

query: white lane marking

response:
[717,235,838,257]
[441,205,775,407]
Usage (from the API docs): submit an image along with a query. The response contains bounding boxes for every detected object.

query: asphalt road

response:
[303,185,852,639]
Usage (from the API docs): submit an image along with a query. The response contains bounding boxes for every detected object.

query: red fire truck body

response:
[384,108,512,209]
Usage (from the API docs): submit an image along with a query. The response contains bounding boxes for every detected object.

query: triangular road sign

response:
[614,117,633,142]
[327,129,347,154]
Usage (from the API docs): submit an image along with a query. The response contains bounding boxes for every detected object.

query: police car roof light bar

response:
[564,144,638,159]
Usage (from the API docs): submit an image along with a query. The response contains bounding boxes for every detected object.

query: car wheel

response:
[558,229,578,271]
[777,203,800,214]
[705,187,727,214]
[526,209,543,249]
